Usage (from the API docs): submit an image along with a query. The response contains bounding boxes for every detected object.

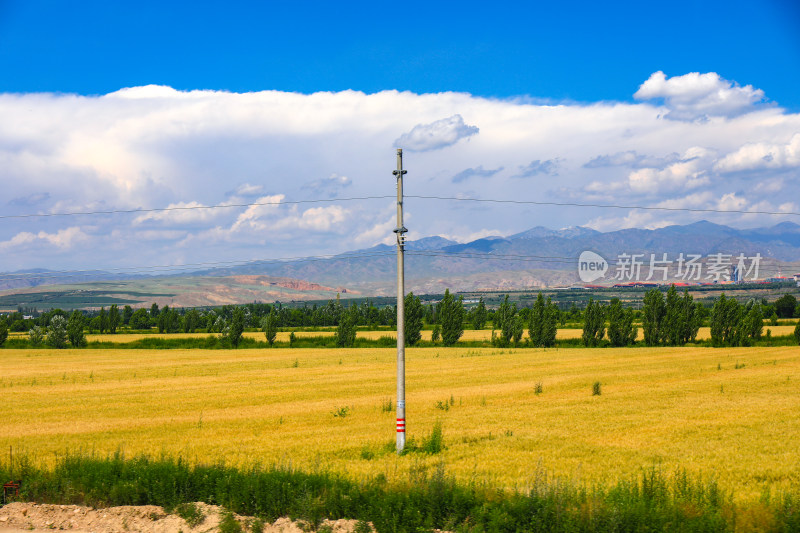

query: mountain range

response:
[3,220,800,299]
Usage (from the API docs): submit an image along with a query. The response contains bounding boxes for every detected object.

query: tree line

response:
[2,287,799,349]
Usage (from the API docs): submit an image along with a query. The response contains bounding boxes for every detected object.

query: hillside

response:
[3,220,800,308]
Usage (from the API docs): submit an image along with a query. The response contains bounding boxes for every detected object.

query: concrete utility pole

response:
[393,148,408,453]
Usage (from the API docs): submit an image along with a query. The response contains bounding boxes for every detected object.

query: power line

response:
[3,192,799,221]
[407,195,800,217]
[0,195,395,220]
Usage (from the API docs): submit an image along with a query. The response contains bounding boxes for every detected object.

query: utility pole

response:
[393,148,408,453]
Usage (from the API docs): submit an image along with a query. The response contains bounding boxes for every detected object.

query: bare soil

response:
[0,502,370,532]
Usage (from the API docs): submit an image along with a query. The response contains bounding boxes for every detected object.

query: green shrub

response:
[174,502,205,527]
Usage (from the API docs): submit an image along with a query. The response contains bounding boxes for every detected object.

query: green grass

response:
[6,453,800,532]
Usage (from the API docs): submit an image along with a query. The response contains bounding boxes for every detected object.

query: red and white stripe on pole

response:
[396,418,405,433]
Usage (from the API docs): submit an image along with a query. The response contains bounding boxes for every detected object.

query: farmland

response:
[2,341,799,502]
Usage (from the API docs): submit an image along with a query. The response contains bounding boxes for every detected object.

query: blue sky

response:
[1,0,798,107]
[1,0,800,273]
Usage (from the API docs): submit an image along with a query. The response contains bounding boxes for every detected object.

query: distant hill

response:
[3,220,800,306]
[190,220,800,292]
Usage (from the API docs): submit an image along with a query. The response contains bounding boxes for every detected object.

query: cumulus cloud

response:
[634,71,766,121]
[714,133,800,173]
[452,166,503,183]
[512,159,559,178]
[133,201,221,225]
[394,114,479,152]
[0,71,798,271]
[0,227,88,251]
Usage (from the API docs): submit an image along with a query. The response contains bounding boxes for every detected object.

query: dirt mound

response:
[0,502,371,532]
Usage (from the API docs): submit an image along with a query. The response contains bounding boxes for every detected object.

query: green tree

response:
[680,290,702,344]
[98,307,108,334]
[470,298,488,330]
[150,302,160,319]
[122,305,133,325]
[710,294,744,346]
[582,299,605,347]
[494,295,516,346]
[404,292,424,347]
[607,298,636,347]
[129,308,150,330]
[46,315,68,348]
[439,289,465,346]
[742,301,764,341]
[775,294,797,318]
[262,309,279,346]
[223,307,245,347]
[336,305,358,347]
[0,317,7,347]
[528,293,546,346]
[663,285,684,345]
[642,289,666,346]
[183,309,201,333]
[67,310,87,347]
[795,320,800,345]
[543,297,559,347]
[108,305,120,334]
[29,326,45,347]
[431,324,441,343]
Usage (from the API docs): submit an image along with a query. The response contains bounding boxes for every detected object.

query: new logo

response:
[578,251,608,283]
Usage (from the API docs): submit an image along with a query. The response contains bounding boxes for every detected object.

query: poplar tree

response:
[582,299,605,347]
[439,289,465,346]
[494,295,517,346]
[98,307,108,334]
[607,298,636,347]
[336,305,357,347]
[642,289,666,346]
[404,292,424,347]
[471,298,488,330]
[528,293,545,346]
[742,300,764,341]
[262,309,278,346]
[108,304,120,334]
[67,310,87,347]
[543,297,559,347]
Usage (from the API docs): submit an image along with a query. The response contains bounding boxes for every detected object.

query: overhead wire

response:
[2,193,800,221]
[0,195,396,220]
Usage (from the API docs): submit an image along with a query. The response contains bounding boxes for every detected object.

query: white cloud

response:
[627,147,714,193]
[714,133,800,173]
[133,201,220,225]
[1,72,799,271]
[0,227,88,251]
[394,114,479,152]
[634,71,766,121]
[230,194,286,232]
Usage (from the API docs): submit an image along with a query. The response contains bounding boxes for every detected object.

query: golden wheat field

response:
[2,343,800,501]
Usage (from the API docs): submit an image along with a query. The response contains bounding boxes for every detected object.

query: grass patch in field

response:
[3,453,800,532]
